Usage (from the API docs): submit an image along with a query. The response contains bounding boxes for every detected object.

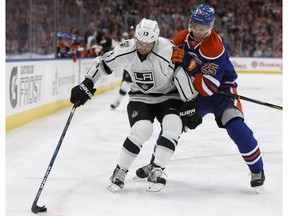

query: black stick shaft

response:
[217,90,282,111]
[31,104,78,213]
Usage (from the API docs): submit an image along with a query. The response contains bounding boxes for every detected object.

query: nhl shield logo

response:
[134,71,155,92]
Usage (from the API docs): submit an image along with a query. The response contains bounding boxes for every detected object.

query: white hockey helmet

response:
[135,18,160,43]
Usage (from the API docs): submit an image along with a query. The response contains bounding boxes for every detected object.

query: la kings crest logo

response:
[134,71,155,92]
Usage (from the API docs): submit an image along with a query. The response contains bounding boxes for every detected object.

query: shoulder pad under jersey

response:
[172,30,189,46]
[199,30,225,60]
[153,37,174,62]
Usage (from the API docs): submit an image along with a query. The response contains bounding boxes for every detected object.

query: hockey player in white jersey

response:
[70,18,202,192]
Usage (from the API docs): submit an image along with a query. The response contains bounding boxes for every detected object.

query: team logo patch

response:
[134,71,155,92]
[131,110,139,119]
[119,40,129,47]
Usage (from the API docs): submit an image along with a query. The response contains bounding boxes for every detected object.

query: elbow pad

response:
[174,67,198,102]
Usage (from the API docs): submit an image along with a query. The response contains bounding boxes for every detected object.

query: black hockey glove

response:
[179,101,202,131]
[70,78,96,107]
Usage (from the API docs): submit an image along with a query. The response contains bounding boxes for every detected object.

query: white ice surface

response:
[6,74,283,216]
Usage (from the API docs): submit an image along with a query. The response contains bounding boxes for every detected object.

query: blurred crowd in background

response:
[6,0,282,59]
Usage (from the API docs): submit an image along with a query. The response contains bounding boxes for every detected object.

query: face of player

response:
[189,22,212,41]
[135,39,155,55]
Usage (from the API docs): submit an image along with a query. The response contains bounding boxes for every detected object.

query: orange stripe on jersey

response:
[231,87,243,112]
[206,79,218,93]
[172,30,189,46]
[194,74,219,96]
[199,30,225,59]
[194,74,209,96]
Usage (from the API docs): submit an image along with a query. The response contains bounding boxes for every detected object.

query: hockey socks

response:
[225,118,263,173]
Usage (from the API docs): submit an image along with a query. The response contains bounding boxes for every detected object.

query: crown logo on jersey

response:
[141,84,149,90]
[131,110,139,119]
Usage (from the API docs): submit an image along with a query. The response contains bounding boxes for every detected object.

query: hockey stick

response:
[217,90,282,111]
[31,101,80,214]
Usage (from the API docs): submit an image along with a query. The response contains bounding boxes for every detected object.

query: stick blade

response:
[31,203,47,214]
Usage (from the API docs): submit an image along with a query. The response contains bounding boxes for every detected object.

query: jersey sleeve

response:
[193,73,220,96]
[85,39,136,83]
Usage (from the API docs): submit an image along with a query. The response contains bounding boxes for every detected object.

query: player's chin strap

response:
[217,90,282,111]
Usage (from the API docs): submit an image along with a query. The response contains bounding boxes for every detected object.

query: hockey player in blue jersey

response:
[136,4,265,193]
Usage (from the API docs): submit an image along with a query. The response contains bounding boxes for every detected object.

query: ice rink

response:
[6,74,283,216]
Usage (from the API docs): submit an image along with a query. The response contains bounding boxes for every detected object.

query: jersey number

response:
[201,63,218,76]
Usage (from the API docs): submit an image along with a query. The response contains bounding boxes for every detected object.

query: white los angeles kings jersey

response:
[85,37,182,104]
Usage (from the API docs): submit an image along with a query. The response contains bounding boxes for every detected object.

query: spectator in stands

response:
[6,0,282,59]
[56,32,70,58]
[97,28,112,52]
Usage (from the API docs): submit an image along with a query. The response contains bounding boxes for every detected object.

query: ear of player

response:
[70,78,97,107]
[172,46,201,73]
